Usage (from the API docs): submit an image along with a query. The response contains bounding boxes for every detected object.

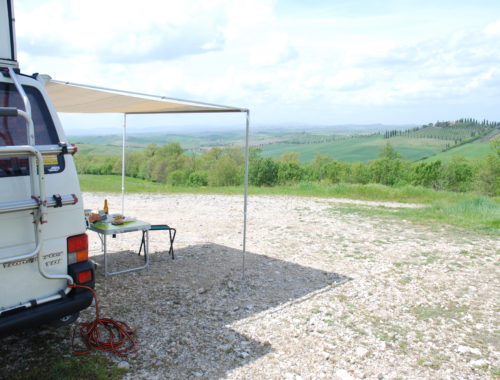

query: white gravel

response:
[2,192,498,380]
[79,192,499,380]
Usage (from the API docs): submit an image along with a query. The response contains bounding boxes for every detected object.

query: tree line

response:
[75,140,500,196]
[384,119,499,141]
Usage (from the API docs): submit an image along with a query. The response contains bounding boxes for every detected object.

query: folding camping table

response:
[88,219,150,277]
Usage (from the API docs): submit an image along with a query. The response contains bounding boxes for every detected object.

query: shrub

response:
[208,155,243,186]
[412,160,443,189]
[311,154,334,181]
[188,170,209,187]
[168,170,188,186]
[348,162,370,184]
[444,156,475,192]
[368,158,402,186]
[249,157,278,186]
[277,161,306,184]
[477,153,500,196]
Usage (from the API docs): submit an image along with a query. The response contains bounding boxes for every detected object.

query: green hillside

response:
[261,120,498,162]
[261,134,444,162]
[70,120,499,163]
[77,143,143,155]
[423,142,494,162]
[70,131,281,154]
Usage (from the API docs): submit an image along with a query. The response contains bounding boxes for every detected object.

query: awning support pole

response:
[121,114,127,215]
[242,110,250,280]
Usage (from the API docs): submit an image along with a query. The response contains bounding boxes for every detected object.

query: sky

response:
[11,0,500,132]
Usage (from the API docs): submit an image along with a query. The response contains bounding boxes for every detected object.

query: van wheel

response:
[48,312,80,328]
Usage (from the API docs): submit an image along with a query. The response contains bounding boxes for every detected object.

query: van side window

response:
[0,83,64,177]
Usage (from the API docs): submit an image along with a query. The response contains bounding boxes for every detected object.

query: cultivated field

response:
[71,125,497,163]
[1,193,498,379]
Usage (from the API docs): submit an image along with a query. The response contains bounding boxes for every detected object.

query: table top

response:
[88,219,151,235]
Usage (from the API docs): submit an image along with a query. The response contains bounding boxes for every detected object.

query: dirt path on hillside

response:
[2,193,499,380]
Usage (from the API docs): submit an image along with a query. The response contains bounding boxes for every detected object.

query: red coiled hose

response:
[68,284,136,357]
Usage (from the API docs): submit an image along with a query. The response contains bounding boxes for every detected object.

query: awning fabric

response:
[44,78,250,278]
[45,80,245,115]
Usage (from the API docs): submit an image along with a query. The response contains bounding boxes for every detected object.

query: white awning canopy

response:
[45,80,246,115]
[44,78,250,278]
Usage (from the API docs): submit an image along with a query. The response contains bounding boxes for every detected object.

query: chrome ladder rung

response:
[0,194,78,214]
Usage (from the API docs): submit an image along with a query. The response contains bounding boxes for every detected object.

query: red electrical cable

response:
[68,284,136,357]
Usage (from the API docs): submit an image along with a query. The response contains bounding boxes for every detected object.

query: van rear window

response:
[0,83,63,177]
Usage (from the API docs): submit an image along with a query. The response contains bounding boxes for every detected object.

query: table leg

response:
[103,233,108,278]
[100,229,150,277]
[144,230,149,268]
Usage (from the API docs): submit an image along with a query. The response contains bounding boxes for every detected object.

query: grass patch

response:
[417,357,442,370]
[398,276,413,285]
[336,197,499,232]
[345,321,368,335]
[80,175,499,231]
[491,366,500,378]
[337,294,348,302]
[9,354,127,380]
[80,175,474,203]
[0,326,127,380]
[408,197,500,231]
[412,303,468,321]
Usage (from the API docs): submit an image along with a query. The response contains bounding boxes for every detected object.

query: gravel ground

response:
[2,192,499,379]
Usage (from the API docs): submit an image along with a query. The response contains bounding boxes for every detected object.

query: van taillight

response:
[67,233,88,264]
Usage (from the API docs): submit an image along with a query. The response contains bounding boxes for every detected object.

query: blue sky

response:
[13,0,500,132]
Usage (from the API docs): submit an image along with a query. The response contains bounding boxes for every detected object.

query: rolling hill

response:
[70,120,499,163]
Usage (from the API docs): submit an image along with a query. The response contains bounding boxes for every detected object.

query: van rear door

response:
[0,79,83,313]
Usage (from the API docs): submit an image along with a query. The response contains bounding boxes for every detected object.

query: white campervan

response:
[0,0,94,336]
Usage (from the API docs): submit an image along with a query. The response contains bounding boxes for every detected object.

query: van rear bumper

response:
[0,290,93,337]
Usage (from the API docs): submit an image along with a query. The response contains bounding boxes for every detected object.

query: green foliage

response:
[279,151,300,162]
[491,138,500,155]
[188,170,209,187]
[323,160,347,184]
[249,157,278,186]
[208,155,243,186]
[277,161,307,184]
[477,140,500,196]
[74,154,119,175]
[311,154,334,181]
[75,136,500,197]
[365,143,404,186]
[444,156,475,192]
[412,160,443,189]
[368,158,400,186]
[349,162,371,184]
[169,170,189,186]
[380,141,402,160]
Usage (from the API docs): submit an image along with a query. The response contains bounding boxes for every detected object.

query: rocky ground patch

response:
[1,193,498,379]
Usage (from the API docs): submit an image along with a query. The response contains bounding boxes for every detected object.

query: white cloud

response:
[484,20,500,36]
[324,69,367,91]
[12,1,500,126]
[249,36,299,66]
[17,0,227,62]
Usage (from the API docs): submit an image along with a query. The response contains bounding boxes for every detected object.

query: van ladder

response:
[0,68,73,290]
